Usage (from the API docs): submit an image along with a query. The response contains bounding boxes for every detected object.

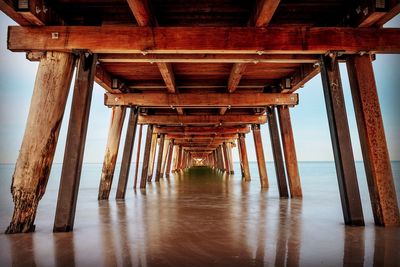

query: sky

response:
[0,12,399,164]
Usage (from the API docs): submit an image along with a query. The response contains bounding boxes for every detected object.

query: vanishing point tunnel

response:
[1,0,400,239]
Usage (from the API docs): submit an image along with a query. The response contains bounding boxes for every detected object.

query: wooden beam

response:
[227,143,235,174]
[277,105,302,197]
[140,125,153,188]
[165,140,174,177]
[176,107,184,115]
[155,134,165,181]
[228,63,247,93]
[219,107,228,115]
[0,0,31,25]
[6,52,75,234]
[154,126,250,135]
[166,134,238,140]
[252,124,269,188]
[105,92,298,107]
[138,114,267,125]
[282,64,320,93]
[267,106,289,198]
[320,54,364,226]
[95,64,122,94]
[98,53,319,64]
[147,132,158,181]
[53,53,97,232]
[116,107,139,199]
[8,26,400,54]
[15,0,64,26]
[126,0,155,26]
[350,0,400,27]
[346,54,400,226]
[222,143,230,173]
[157,62,176,93]
[98,106,126,200]
[249,0,281,27]
[238,133,251,181]
[160,137,169,178]
[133,124,143,189]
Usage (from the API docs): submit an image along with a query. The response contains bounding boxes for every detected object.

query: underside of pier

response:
[1,0,400,239]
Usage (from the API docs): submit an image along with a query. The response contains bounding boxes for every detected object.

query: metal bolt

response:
[51,32,59,39]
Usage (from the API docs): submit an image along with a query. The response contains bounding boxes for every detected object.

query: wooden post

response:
[116,107,139,199]
[252,124,269,188]
[98,106,126,200]
[53,53,97,232]
[155,134,165,181]
[160,138,169,177]
[133,124,143,189]
[140,125,153,189]
[267,106,289,198]
[165,140,174,176]
[238,134,251,181]
[147,132,158,181]
[227,143,235,174]
[6,52,75,234]
[346,55,400,226]
[277,106,302,197]
[320,54,364,226]
[177,145,183,172]
[237,139,245,178]
[171,145,178,172]
[223,143,230,173]
[218,146,225,172]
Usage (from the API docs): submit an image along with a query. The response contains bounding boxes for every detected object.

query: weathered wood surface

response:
[346,55,400,226]
[160,138,169,178]
[6,52,75,234]
[252,124,269,188]
[54,53,97,232]
[227,143,235,174]
[155,134,165,181]
[105,92,298,107]
[249,0,281,27]
[9,26,400,54]
[157,62,176,93]
[165,140,174,176]
[267,106,289,198]
[228,63,247,93]
[98,53,318,64]
[133,124,143,189]
[116,107,139,199]
[138,114,267,125]
[166,134,239,140]
[140,125,153,189]
[222,143,230,173]
[277,106,302,198]
[147,132,158,181]
[237,138,245,178]
[94,64,122,94]
[154,126,250,135]
[98,106,126,200]
[320,55,364,226]
[238,133,251,181]
[127,0,155,26]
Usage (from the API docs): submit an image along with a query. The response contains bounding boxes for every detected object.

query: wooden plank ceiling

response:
[2,0,399,151]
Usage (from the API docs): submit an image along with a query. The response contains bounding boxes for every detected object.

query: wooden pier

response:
[1,0,400,233]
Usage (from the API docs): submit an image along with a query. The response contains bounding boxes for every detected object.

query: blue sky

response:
[0,12,399,164]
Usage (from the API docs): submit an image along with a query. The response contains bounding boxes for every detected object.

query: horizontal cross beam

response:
[167,134,239,140]
[154,126,250,135]
[8,26,400,54]
[105,92,298,107]
[138,115,267,125]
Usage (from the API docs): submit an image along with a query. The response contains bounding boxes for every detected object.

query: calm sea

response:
[1,161,399,229]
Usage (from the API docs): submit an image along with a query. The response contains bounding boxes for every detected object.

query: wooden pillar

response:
[346,55,400,226]
[238,134,251,180]
[252,124,269,188]
[320,54,364,226]
[267,106,289,198]
[223,143,230,173]
[155,134,166,181]
[133,124,143,189]
[227,143,235,174]
[98,106,126,200]
[53,53,97,232]
[237,139,245,178]
[6,52,75,234]
[140,125,153,189]
[171,145,178,172]
[116,107,139,199]
[177,145,183,171]
[165,140,174,176]
[218,146,225,172]
[277,106,302,198]
[160,138,169,178]
[147,132,158,181]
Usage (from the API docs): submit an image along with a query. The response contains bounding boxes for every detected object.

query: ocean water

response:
[0,162,399,266]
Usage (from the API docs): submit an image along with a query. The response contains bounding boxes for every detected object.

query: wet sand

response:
[0,166,399,267]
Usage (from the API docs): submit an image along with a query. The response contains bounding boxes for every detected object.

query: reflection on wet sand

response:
[1,167,399,266]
